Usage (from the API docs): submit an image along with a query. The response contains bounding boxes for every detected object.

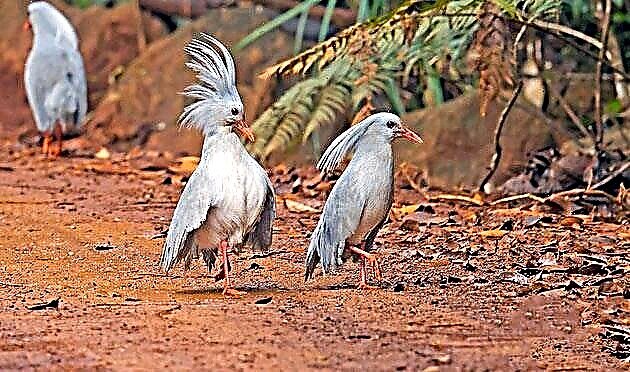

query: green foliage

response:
[65,0,119,9]
[235,0,322,51]
[247,0,563,160]
[237,0,394,52]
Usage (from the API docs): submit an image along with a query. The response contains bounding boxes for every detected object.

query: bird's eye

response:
[231,107,239,116]
[386,120,397,129]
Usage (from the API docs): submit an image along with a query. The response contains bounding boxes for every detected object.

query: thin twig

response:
[591,162,630,190]
[544,78,593,141]
[594,0,613,149]
[418,12,630,80]
[506,95,577,145]
[490,193,546,205]
[432,194,484,206]
[512,25,528,68]
[547,188,616,201]
[527,18,603,50]
[479,81,524,192]
[490,188,617,207]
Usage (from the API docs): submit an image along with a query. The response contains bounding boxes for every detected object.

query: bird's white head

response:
[179,33,253,142]
[25,1,79,49]
[317,112,422,173]
[363,112,423,144]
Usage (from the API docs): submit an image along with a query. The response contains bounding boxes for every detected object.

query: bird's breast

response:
[200,144,268,244]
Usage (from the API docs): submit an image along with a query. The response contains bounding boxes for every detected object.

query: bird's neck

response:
[201,128,242,154]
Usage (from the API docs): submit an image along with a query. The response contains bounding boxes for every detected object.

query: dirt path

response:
[0,149,627,370]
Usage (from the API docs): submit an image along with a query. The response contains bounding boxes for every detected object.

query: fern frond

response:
[260,0,449,78]
[303,73,354,142]
[261,0,563,79]
[251,0,564,159]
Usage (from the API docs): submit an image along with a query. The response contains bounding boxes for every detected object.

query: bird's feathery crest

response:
[179,33,241,136]
[317,112,398,174]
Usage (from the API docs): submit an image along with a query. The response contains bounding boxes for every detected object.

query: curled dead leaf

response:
[94,148,111,160]
[478,229,508,238]
[392,204,421,220]
[400,212,446,231]
[558,216,584,228]
[168,156,200,175]
[284,199,320,213]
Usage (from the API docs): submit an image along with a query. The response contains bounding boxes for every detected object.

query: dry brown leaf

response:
[400,212,446,231]
[94,148,111,160]
[467,2,514,117]
[558,216,584,228]
[168,156,200,174]
[478,229,508,238]
[284,199,320,213]
[392,204,421,220]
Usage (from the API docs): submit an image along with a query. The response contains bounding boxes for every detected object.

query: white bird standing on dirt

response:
[305,113,423,288]
[160,34,275,296]
[24,1,87,157]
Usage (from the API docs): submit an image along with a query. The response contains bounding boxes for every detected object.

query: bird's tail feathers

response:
[304,220,344,281]
[160,230,196,273]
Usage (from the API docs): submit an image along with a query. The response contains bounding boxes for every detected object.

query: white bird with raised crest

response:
[160,34,275,296]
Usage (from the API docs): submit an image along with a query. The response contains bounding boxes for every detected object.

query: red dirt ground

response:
[0,144,628,370]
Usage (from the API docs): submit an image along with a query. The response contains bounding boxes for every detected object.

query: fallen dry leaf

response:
[400,212,446,231]
[393,204,421,218]
[94,148,111,160]
[478,229,508,238]
[168,156,200,174]
[284,199,320,213]
[559,216,584,228]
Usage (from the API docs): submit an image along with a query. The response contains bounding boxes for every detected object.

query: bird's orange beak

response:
[398,124,423,144]
[23,19,31,32]
[233,119,255,143]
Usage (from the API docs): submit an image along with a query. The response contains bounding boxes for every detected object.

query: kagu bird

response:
[24,1,87,157]
[305,113,422,288]
[160,34,275,296]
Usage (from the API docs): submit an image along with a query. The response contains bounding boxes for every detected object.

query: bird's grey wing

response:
[160,166,216,272]
[66,47,87,127]
[305,176,365,280]
[25,47,86,131]
[245,177,275,251]
[24,52,54,132]
[364,186,393,250]
[53,48,87,127]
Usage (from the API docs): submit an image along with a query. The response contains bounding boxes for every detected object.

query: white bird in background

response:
[24,1,87,157]
[160,33,276,296]
[305,113,423,289]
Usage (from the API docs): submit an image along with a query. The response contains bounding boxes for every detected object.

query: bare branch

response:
[591,162,630,190]
[478,81,524,193]
[595,0,613,149]
[544,78,593,142]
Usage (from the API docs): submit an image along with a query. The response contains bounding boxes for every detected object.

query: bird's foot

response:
[48,142,62,158]
[222,287,246,297]
[41,135,52,156]
[47,123,63,158]
[363,253,382,281]
[213,267,226,282]
[357,282,380,290]
[213,257,232,282]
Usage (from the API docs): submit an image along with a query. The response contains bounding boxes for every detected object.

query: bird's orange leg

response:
[219,240,245,297]
[348,242,382,289]
[49,123,63,158]
[213,251,232,282]
[41,134,52,155]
